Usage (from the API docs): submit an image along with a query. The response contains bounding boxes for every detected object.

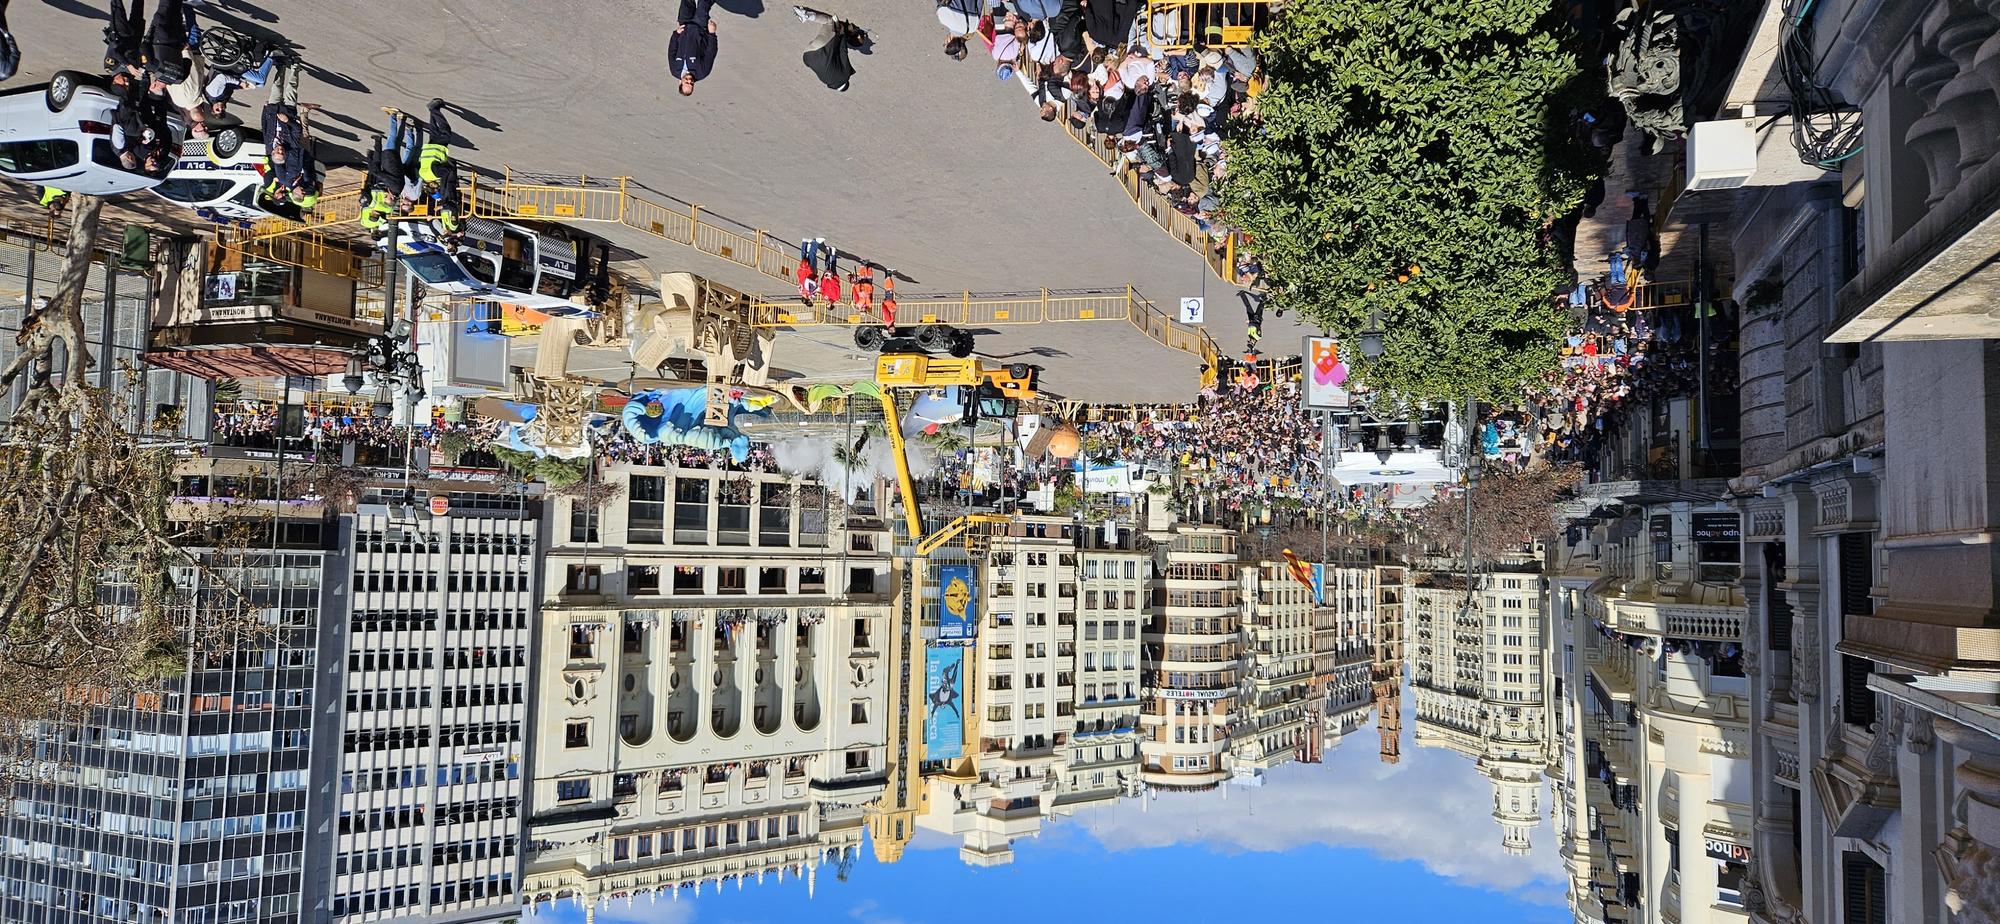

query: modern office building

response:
[0,541,332,924]
[320,489,541,922]
[523,463,891,911]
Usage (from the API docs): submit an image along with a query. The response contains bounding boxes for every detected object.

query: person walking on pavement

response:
[797,6,865,92]
[1240,286,1265,354]
[259,60,321,211]
[669,0,718,97]
[414,98,463,232]
[796,238,824,305]
[2,0,21,82]
[361,112,420,231]
[104,0,148,76]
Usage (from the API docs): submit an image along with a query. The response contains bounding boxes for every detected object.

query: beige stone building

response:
[1410,557,1550,857]
[1547,491,1751,924]
[522,463,893,915]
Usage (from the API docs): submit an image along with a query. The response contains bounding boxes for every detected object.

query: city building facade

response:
[523,463,890,913]
[1410,557,1550,857]
[323,492,541,922]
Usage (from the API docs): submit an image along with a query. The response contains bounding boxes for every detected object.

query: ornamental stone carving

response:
[1942,832,2000,923]
[1794,618,1821,703]
[1911,711,1938,754]
[1864,703,1907,777]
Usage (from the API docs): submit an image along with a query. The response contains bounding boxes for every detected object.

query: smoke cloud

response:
[770,434,937,502]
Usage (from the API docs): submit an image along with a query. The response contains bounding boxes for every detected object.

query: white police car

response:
[0,71,182,196]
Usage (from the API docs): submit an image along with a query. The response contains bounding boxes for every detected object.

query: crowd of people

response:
[595,436,779,473]
[211,401,502,451]
[1076,368,1327,512]
[935,2,1273,327]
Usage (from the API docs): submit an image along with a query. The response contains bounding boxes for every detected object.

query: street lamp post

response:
[343,219,425,425]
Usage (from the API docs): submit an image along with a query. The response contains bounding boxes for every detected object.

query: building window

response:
[1838,532,1874,617]
[569,502,600,544]
[1841,655,1877,729]
[1766,544,1793,652]
[629,475,666,545]
[627,565,661,596]
[760,567,788,594]
[850,701,868,724]
[556,779,590,801]
[718,567,747,595]
[565,722,589,749]
[1842,850,1886,924]
[566,565,601,594]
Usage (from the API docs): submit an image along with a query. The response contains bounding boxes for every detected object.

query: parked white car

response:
[0,71,182,196]
[150,126,319,222]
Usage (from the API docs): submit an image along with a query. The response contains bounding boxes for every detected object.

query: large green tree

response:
[1225,0,1603,400]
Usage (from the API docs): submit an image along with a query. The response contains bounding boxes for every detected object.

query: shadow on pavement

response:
[716,0,766,19]
[40,0,109,22]
[218,0,280,23]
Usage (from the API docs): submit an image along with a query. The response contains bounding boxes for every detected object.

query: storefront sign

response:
[1693,513,1742,543]
[1705,839,1751,863]
[1649,515,1672,542]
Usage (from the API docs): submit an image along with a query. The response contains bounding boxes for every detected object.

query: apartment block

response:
[0,542,332,924]
[323,493,539,922]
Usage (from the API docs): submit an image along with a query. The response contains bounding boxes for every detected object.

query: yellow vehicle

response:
[873,355,1040,399]
[873,356,1041,544]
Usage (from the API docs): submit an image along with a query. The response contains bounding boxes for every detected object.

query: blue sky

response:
[543,690,1571,924]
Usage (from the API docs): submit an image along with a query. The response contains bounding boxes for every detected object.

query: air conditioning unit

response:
[1686,119,1758,191]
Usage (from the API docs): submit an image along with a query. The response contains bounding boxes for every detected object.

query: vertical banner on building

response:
[923,645,966,760]
[1301,337,1352,411]
[1311,563,1326,607]
[937,564,978,643]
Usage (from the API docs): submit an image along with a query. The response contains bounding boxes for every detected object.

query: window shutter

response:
[1838,532,1874,617]
[1842,655,1877,728]
[1766,544,1793,652]
[1843,850,1887,924]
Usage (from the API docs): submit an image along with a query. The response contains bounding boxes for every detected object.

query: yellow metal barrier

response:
[750,287,1219,389]
[465,170,791,286]
[1060,108,1239,283]
[203,166,1219,387]
[231,186,368,242]
[218,232,384,287]
[1145,1,1268,52]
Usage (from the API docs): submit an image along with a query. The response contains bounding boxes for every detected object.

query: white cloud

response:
[587,896,699,924]
[847,898,921,924]
[1060,704,1569,905]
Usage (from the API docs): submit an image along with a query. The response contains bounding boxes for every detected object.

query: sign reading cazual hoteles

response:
[1301,337,1352,411]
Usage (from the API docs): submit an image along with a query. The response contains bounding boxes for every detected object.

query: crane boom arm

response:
[879,392,925,543]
